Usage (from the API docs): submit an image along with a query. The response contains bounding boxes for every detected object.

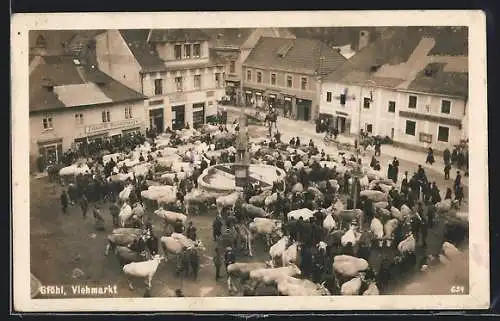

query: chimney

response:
[358,30,370,51]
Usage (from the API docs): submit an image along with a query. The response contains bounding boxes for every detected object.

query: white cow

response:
[249,264,302,285]
[122,254,165,290]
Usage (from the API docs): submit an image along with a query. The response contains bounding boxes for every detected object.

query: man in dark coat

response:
[186,222,197,241]
[60,191,69,214]
[224,247,236,275]
[444,163,452,180]
[212,215,223,241]
[80,194,89,219]
[109,202,120,227]
[443,148,451,165]
[454,171,462,194]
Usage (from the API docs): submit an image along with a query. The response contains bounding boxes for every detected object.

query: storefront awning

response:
[284,97,292,101]
[268,94,276,98]
[245,90,252,94]
[255,92,262,96]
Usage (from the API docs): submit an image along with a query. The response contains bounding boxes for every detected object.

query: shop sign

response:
[245,91,252,94]
[419,132,433,143]
[336,111,348,116]
[269,94,276,98]
[255,92,262,96]
[85,119,141,135]
[284,97,292,101]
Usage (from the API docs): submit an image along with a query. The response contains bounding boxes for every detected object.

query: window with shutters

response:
[257,71,262,83]
[363,97,371,108]
[194,75,202,90]
[175,77,183,92]
[340,94,346,105]
[124,107,133,119]
[326,92,332,102]
[246,70,252,81]
[154,79,163,95]
[301,77,308,90]
[184,44,191,58]
[270,73,276,85]
[441,100,451,114]
[43,117,53,129]
[405,120,416,136]
[286,75,293,88]
[229,61,236,73]
[174,45,182,60]
[215,73,222,88]
[75,113,84,124]
[388,101,396,113]
[408,95,417,108]
[438,126,450,142]
[102,110,111,123]
[193,44,201,58]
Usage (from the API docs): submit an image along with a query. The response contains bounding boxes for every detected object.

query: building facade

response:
[206,28,296,105]
[242,37,346,122]
[95,29,226,133]
[29,55,146,166]
[320,27,468,151]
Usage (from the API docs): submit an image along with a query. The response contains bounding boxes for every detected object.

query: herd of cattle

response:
[53,122,469,297]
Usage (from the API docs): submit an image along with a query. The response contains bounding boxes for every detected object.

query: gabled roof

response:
[407,63,468,97]
[147,29,210,43]
[204,28,255,48]
[119,29,167,73]
[30,56,144,113]
[243,37,347,75]
[324,27,468,97]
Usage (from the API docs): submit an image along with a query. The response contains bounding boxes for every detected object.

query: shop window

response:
[154,79,163,96]
[388,100,396,113]
[229,61,236,73]
[246,70,252,81]
[43,117,53,130]
[408,95,417,108]
[270,73,276,85]
[438,126,450,142]
[215,73,222,88]
[102,110,111,123]
[405,120,416,136]
[286,75,293,88]
[257,71,262,83]
[194,75,202,90]
[363,97,371,108]
[193,44,201,58]
[175,77,183,92]
[326,92,332,102]
[75,113,84,124]
[125,107,133,119]
[301,77,308,90]
[441,100,451,114]
[184,44,191,58]
[174,45,182,60]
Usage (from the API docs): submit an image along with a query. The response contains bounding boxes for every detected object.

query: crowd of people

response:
[47,110,468,296]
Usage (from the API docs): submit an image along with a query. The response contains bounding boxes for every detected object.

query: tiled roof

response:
[243,37,347,75]
[290,27,379,49]
[324,27,468,95]
[205,28,255,48]
[119,29,167,73]
[30,56,144,112]
[148,29,210,43]
[407,63,468,97]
